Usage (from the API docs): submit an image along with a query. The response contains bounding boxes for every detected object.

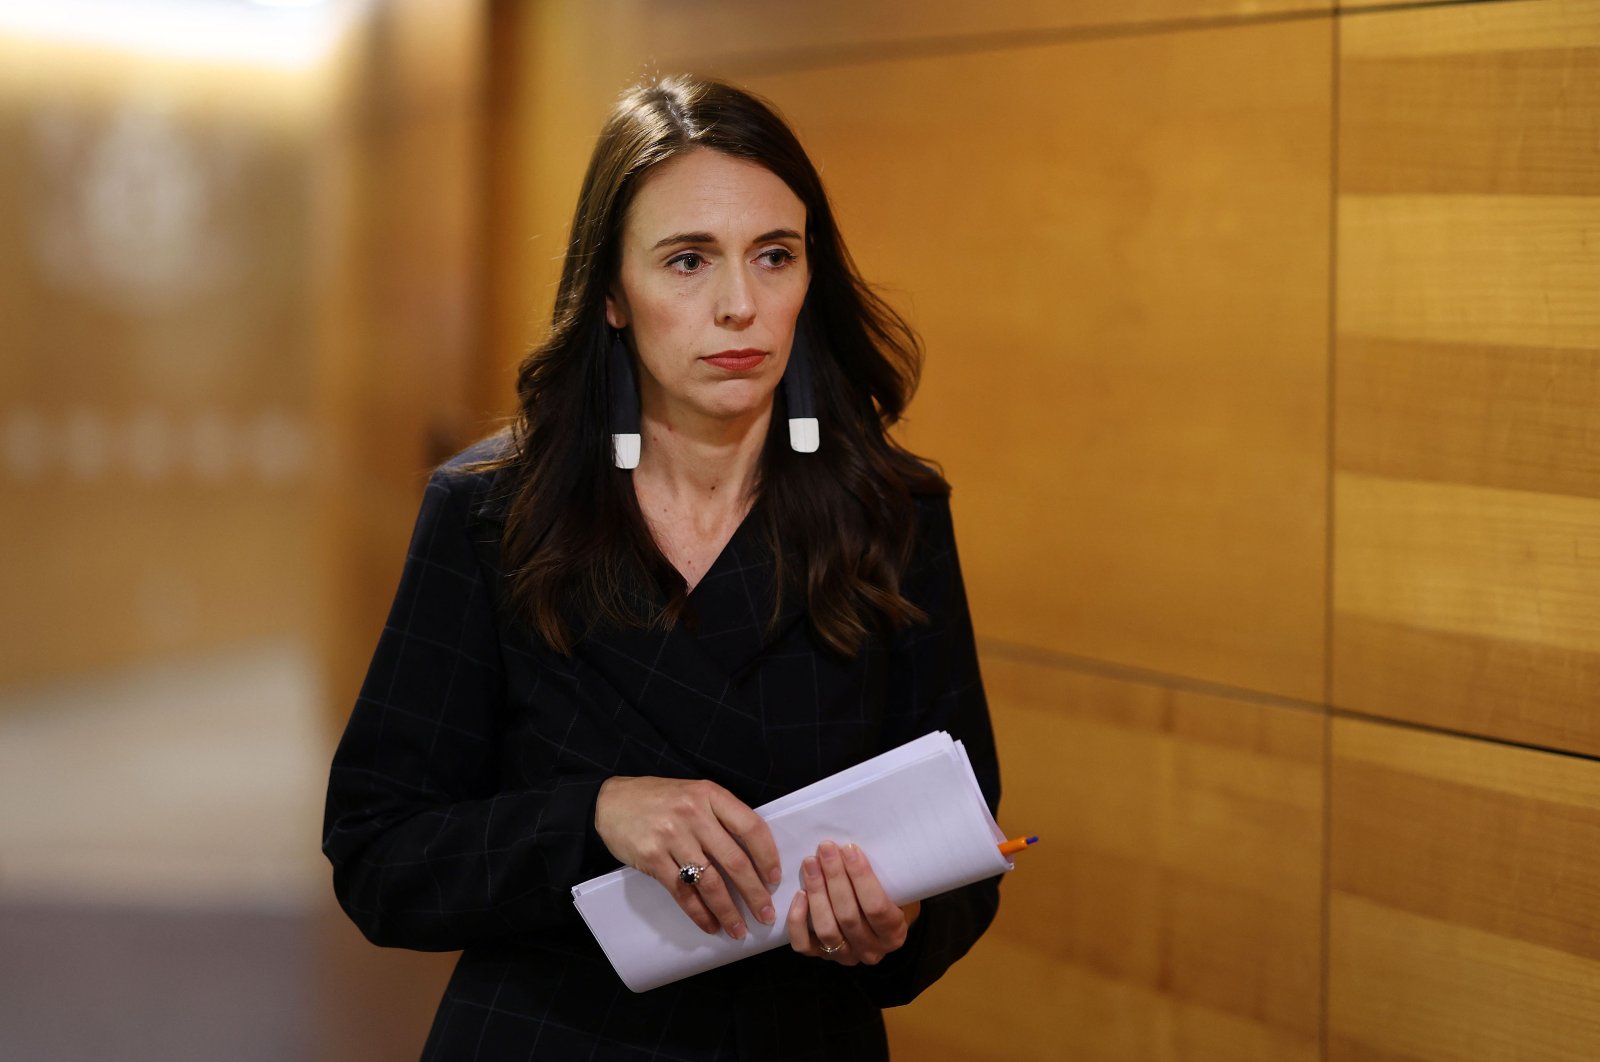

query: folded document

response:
[571,730,1011,992]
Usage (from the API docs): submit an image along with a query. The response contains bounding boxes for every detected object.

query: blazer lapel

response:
[681,505,807,681]
[573,509,804,799]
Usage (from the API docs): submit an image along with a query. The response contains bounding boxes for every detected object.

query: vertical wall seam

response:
[1321,8,1343,1062]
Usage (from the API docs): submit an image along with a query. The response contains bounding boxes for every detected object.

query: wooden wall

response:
[0,21,327,686]
[313,2,488,1058]
[317,0,490,725]
[472,0,1599,1058]
[1328,3,1600,1059]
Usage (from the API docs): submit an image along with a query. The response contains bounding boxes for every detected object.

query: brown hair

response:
[486,74,947,656]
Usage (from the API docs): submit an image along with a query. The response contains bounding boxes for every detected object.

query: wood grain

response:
[1340,53,1599,196]
[740,17,1331,701]
[1333,614,1600,762]
[1335,335,1600,500]
[1335,473,1600,657]
[1339,0,1600,54]
[1337,194,1600,351]
[1332,471,1600,755]
[613,0,1331,72]
[887,654,1325,1061]
[1328,716,1600,1060]
[1332,0,1600,755]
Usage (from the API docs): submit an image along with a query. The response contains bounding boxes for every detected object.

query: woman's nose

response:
[714,265,755,326]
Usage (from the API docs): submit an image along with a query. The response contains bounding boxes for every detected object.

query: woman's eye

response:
[759,249,797,268]
[669,252,704,273]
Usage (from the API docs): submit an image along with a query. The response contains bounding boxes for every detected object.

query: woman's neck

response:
[631,403,770,592]
[634,402,769,509]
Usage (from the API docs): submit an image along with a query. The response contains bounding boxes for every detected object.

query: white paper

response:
[570,731,1010,993]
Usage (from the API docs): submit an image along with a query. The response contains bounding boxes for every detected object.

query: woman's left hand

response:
[786,840,921,966]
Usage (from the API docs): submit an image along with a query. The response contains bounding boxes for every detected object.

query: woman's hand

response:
[594,776,781,940]
[786,841,921,966]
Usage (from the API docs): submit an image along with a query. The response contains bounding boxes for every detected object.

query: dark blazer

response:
[322,442,1002,1062]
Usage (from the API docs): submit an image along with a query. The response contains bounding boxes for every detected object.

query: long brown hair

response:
[486,74,947,656]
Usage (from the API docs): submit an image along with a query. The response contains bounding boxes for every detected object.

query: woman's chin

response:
[692,385,779,426]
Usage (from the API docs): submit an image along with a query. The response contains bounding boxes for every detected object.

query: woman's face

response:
[606,148,810,431]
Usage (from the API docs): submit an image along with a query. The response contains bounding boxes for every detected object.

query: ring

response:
[820,941,844,955]
[678,863,706,886]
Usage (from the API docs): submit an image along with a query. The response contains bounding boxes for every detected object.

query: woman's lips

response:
[702,350,767,372]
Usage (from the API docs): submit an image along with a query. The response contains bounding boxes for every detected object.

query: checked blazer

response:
[322,440,1003,1062]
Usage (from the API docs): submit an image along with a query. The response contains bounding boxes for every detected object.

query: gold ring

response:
[820,941,844,955]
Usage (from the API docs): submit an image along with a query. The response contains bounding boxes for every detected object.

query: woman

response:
[323,74,1001,1061]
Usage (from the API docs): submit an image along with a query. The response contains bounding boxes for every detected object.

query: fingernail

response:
[844,843,863,866]
[802,857,819,879]
[759,905,775,925]
[729,922,746,940]
[819,841,838,859]
[769,867,783,886]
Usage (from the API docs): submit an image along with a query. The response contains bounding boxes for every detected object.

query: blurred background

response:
[0,0,1595,1059]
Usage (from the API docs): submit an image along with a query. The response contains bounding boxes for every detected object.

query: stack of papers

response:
[571,730,1011,992]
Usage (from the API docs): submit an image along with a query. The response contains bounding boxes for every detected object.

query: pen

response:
[998,835,1039,857]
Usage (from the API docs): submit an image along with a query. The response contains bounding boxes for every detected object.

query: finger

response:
[840,843,907,946]
[652,858,718,935]
[800,854,845,954]
[700,828,778,927]
[786,889,813,954]
[709,791,782,887]
[816,842,873,955]
[672,858,748,941]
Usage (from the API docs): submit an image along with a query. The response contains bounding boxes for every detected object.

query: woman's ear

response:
[605,289,628,330]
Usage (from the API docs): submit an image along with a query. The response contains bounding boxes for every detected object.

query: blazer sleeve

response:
[850,493,1003,1007]
[321,467,615,952]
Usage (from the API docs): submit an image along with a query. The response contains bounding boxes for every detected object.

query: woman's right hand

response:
[594,776,782,940]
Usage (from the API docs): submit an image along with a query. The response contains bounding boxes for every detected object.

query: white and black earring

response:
[608,330,641,469]
[782,322,819,453]
[611,324,816,466]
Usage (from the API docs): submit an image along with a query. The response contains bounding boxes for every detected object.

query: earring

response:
[782,322,819,453]
[608,330,641,469]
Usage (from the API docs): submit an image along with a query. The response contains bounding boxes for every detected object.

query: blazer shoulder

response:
[888,447,951,503]
[432,430,517,524]
[910,479,956,531]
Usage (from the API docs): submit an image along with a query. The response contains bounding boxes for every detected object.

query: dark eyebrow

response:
[651,231,716,250]
[649,228,804,251]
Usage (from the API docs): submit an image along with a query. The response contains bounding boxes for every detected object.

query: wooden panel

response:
[1336,474,1600,657]
[739,18,1331,700]
[0,481,314,683]
[1336,335,1599,500]
[1328,717,1600,1060]
[0,33,322,686]
[1340,13,1599,196]
[613,0,1331,69]
[1338,0,1600,46]
[319,0,488,720]
[482,1,654,416]
[887,654,1325,1061]
[1332,0,1600,754]
[1334,614,1600,766]
[1337,194,1599,350]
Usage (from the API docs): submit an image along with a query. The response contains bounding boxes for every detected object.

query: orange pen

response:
[998,835,1039,857]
